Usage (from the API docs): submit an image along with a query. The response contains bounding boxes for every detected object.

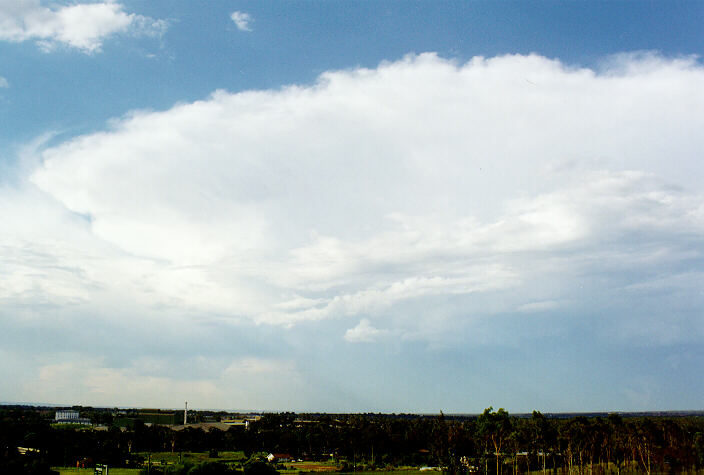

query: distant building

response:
[267,453,292,463]
[55,410,90,425]
[222,415,260,429]
[55,410,79,421]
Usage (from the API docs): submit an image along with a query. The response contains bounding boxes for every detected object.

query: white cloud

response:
[5,52,704,347]
[231,11,252,32]
[27,360,218,406]
[0,0,167,53]
[20,356,307,409]
[0,76,8,88]
[5,52,704,409]
[345,319,388,343]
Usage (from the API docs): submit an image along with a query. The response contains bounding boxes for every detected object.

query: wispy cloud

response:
[231,11,252,32]
[517,300,562,313]
[0,76,8,88]
[0,1,168,53]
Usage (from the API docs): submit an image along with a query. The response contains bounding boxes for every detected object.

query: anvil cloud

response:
[3,52,704,410]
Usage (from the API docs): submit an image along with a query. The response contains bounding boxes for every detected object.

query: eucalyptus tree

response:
[477,407,512,475]
[529,411,557,473]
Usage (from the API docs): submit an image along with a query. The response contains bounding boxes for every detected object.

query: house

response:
[267,453,292,463]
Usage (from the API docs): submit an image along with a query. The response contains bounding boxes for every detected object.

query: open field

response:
[283,462,427,474]
[137,450,247,465]
[284,461,340,472]
[53,469,140,475]
[341,472,426,475]
[52,463,428,475]
[53,451,246,474]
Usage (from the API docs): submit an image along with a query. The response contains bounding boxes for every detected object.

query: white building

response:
[55,410,79,421]
[55,409,91,425]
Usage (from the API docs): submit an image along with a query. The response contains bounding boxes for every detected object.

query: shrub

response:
[244,461,278,475]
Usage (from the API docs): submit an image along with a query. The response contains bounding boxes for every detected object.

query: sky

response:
[1,1,704,413]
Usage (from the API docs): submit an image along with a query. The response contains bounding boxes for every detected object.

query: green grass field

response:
[53,467,427,475]
[53,454,427,475]
[53,469,140,475]
[52,451,246,474]
[342,472,426,475]
[138,450,246,465]
[283,461,427,474]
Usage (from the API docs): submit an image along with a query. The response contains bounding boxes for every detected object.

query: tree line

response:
[2,405,704,474]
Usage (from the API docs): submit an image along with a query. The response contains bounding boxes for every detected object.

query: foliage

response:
[243,461,278,475]
[3,405,704,474]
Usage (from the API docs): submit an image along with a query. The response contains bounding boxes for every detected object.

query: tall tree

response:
[529,411,556,473]
[477,407,512,475]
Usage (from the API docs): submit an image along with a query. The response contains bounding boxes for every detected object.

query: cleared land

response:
[53,455,428,475]
[53,469,139,475]
[52,466,426,475]
[284,462,339,472]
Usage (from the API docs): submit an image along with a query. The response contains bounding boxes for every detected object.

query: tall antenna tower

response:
[184,401,188,425]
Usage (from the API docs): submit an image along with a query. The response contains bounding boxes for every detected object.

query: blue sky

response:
[1,1,704,413]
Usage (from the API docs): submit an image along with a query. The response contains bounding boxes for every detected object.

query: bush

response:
[0,456,59,475]
[188,462,234,474]
[244,461,278,475]
[143,461,234,475]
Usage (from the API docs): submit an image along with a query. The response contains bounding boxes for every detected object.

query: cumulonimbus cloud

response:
[7,52,704,346]
[0,0,167,53]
